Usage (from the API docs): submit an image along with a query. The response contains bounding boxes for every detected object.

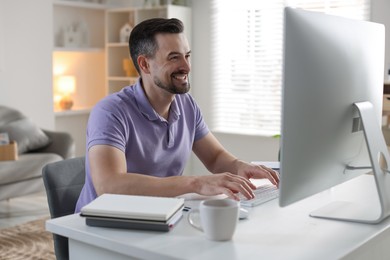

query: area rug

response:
[0,217,55,260]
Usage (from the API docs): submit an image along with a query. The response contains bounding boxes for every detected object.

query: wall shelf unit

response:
[53,0,108,157]
[53,1,107,114]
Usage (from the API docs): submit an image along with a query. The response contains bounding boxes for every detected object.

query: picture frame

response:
[0,132,10,145]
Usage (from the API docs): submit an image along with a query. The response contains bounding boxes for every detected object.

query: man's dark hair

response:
[129,18,184,74]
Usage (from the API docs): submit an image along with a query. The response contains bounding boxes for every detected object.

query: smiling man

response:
[75,18,279,212]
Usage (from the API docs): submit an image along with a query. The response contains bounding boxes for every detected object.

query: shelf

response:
[53,0,109,10]
[54,107,91,117]
[54,47,105,52]
[107,42,128,47]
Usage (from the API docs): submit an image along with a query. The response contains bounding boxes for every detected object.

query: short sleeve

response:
[86,100,128,153]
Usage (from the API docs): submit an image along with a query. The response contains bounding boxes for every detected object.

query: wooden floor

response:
[0,192,50,229]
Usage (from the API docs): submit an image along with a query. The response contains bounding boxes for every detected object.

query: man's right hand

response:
[192,173,256,201]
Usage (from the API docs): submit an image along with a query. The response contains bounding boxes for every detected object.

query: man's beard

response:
[153,76,191,94]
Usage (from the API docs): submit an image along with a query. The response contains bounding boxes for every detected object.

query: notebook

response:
[83,208,183,232]
[80,194,185,221]
[80,194,185,232]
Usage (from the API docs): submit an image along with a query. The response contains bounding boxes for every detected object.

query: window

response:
[210,0,370,136]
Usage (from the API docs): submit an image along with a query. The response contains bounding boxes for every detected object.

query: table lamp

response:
[57,75,76,110]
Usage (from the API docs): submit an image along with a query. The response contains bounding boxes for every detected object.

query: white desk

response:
[46,175,390,260]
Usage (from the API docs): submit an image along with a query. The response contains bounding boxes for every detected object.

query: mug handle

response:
[187,209,203,232]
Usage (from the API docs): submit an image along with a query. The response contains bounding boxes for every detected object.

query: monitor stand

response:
[310,101,390,224]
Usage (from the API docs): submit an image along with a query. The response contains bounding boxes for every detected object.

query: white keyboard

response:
[239,184,279,207]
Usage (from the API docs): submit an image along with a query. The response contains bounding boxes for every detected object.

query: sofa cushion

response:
[0,105,24,126]
[0,105,50,154]
[0,153,62,186]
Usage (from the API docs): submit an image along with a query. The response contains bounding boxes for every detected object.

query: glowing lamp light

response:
[57,75,76,110]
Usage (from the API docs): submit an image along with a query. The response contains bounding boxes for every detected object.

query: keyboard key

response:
[239,184,279,207]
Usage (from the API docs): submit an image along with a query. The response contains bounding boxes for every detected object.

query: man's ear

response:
[138,55,150,74]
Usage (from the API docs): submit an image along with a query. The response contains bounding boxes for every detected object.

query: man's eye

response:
[170,56,179,60]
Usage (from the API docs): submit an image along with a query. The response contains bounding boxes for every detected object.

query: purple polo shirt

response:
[75,79,209,212]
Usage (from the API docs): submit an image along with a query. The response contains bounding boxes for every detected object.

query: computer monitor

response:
[279,7,390,224]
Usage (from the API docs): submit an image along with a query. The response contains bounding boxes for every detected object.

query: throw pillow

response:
[0,106,50,154]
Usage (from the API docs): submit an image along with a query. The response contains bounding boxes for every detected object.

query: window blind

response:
[210,0,370,136]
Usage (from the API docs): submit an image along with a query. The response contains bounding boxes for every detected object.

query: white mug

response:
[187,199,239,241]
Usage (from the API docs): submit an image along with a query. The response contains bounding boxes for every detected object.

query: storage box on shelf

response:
[0,141,18,161]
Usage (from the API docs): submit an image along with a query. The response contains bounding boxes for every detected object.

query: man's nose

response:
[180,57,191,72]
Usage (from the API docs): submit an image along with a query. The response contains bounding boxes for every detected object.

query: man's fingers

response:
[196,173,257,200]
[258,165,280,186]
[222,188,240,201]
[223,179,254,200]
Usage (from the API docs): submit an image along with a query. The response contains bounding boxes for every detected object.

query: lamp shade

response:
[57,75,76,95]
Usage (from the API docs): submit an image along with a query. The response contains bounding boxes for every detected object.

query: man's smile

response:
[172,73,188,83]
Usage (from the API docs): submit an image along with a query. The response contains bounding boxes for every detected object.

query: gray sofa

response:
[0,105,75,201]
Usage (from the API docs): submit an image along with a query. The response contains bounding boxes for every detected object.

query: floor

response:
[0,192,50,229]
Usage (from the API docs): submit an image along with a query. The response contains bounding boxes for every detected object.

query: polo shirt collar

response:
[134,79,181,123]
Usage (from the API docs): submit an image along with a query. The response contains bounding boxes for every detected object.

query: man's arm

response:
[89,143,259,200]
[192,132,241,174]
[192,132,279,186]
[89,144,195,197]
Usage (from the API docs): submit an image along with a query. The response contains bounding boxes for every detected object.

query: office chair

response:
[42,156,85,260]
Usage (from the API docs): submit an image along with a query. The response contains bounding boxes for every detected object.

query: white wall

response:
[371,0,390,79]
[0,0,54,129]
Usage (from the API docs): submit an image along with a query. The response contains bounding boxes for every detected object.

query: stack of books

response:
[80,194,185,232]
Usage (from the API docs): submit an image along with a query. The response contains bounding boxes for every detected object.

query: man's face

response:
[148,33,191,94]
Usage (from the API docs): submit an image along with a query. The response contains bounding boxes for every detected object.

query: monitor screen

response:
[279,7,388,223]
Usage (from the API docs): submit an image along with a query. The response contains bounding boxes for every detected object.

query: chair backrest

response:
[42,156,85,260]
